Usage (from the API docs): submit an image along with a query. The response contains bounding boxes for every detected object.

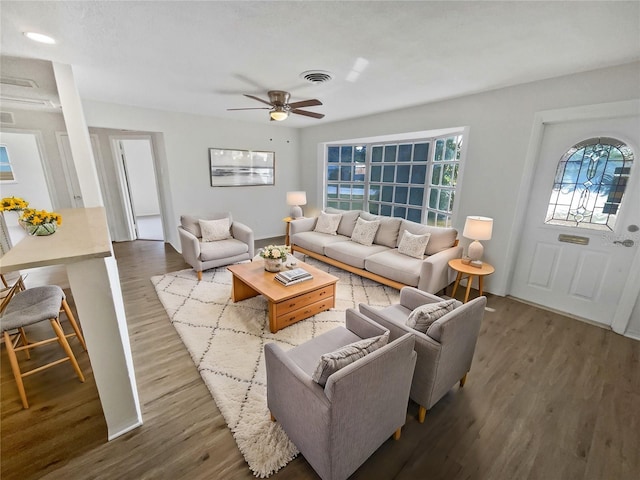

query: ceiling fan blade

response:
[243,94,273,106]
[291,109,325,119]
[288,99,322,109]
[227,107,271,111]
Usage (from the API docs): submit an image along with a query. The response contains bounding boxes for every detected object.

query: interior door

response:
[510,115,640,326]
[56,132,85,208]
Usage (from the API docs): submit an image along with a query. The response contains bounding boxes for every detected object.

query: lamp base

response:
[468,240,484,261]
[290,205,303,219]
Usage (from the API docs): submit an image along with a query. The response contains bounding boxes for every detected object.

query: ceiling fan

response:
[227,90,325,121]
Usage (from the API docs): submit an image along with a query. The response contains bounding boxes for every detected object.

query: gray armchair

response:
[265,309,416,480]
[359,287,486,423]
[178,213,254,280]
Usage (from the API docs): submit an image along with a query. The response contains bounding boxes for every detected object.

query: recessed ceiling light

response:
[23,32,56,44]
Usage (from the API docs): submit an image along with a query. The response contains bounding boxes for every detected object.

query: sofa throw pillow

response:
[350,217,380,246]
[406,300,457,333]
[199,218,232,242]
[312,332,389,387]
[398,231,431,259]
[314,212,342,235]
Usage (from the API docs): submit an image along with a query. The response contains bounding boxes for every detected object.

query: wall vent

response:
[299,70,334,84]
[0,96,54,107]
[0,76,38,88]
[0,111,15,124]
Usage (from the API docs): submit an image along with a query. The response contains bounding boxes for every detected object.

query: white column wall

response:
[52,62,104,208]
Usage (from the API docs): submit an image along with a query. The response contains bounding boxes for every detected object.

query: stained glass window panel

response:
[546,137,634,230]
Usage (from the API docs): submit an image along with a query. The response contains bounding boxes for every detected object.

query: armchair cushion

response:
[398,231,431,259]
[312,331,389,386]
[181,212,232,238]
[350,217,380,246]
[199,238,248,261]
[406,299,457,333]
[314,212,342,235]
[199,218,232,242]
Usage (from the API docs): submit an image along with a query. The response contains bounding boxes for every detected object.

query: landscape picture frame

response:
[209,148,275,187]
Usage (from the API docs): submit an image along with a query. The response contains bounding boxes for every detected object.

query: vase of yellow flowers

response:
[19,208,63,236]
[0,196,29,213]
[0,197,30,247]
[260,244,290,272]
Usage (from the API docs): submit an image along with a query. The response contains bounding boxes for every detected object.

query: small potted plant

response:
[19,208,63,236]
[260,244,290,272]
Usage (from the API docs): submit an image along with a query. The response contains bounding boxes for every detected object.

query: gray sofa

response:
[290,208,462,293]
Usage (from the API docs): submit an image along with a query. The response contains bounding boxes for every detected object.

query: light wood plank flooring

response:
[2,240,639,480]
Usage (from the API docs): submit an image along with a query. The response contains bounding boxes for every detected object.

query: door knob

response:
[614,239,635,247]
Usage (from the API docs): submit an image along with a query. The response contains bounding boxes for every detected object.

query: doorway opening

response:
[113,137,164,241]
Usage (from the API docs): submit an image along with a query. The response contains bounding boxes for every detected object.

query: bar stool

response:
[1,278,86,408]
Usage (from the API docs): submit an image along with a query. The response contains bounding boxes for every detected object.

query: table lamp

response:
[463,216,493,262]
[287,191,307,219]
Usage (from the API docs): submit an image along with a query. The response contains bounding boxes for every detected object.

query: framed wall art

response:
[209,148,275,187]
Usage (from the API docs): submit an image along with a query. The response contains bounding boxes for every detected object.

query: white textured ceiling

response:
[1,1,639,127]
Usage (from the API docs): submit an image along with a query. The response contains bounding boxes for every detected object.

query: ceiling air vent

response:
[300,70,334,84]
[0,76,39,88]
[0,111,15,124]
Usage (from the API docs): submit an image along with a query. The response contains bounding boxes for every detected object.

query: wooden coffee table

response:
[227,260,339,333]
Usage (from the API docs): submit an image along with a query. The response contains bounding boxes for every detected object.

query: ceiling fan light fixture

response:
[270,108,289,121]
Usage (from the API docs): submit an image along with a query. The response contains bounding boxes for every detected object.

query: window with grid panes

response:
[325,134,463,226]
[428,136,462,227]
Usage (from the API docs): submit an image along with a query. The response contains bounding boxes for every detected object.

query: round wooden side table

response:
[448,258,495,303]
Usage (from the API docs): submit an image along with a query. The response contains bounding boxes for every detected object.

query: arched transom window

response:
[546,137,634,231]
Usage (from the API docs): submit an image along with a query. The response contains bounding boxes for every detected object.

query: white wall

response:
[120,139,160,217]
[628,296,640,338]
[0,131,53,244]
[81,62,639,301]
[299,62,640,296]
[0,110,72,208]
[0,131,53,210]
[82,103,301,248]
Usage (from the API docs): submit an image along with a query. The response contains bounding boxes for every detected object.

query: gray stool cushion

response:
[1,286,64,331]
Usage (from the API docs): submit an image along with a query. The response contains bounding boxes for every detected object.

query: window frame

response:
[0,145,16,183]
[324,132,464,227]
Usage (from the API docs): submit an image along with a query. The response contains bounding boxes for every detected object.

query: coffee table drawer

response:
[276,296,335,330]
[275,285,334,316]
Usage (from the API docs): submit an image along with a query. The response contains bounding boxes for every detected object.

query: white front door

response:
[511,114,640,327]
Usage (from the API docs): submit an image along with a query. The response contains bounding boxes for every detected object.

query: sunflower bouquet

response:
[19,208,62,236]
[0,196,29,212]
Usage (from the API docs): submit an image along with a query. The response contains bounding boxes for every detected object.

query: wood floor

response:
[1,240,639,480]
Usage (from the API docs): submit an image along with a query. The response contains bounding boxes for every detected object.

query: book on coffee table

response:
[275,267,313,286]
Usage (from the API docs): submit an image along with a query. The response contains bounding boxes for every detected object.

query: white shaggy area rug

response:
[151,257,400,478]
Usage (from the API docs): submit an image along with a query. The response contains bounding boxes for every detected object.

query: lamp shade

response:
[270,109,289,121]
[286,191,307,206]
[463,216,493,240]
